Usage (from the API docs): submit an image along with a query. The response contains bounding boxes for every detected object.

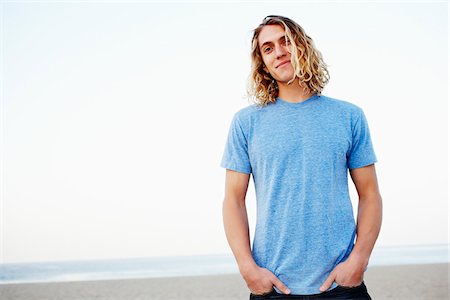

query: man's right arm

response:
[222,169,291,295]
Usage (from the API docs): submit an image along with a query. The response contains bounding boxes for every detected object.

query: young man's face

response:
[258,24,295,84]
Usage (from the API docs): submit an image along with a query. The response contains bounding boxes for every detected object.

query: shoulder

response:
[234,103,267,116]
[318,94,366,123]
[232,102,269,123]
[229,102,273,135]
[318,94,364,114]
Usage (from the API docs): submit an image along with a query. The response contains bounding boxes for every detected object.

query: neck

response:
[277,79,314,103]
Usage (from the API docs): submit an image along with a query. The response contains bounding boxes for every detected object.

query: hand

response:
[242,265,291,296]
[319,257,365,292]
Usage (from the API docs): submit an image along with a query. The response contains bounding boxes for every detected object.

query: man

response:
[220,15,382,300]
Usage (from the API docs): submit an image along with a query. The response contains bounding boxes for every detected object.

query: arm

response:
[320,164,383,291]
[222,169,254,273]
[347,163,383,268]
[222,169,291,295]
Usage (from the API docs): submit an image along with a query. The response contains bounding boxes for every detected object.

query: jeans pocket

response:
[250,288,278,299]
[336,281,364,290]
[331,281,371,299]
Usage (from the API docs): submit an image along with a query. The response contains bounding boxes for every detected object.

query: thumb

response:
[271,276,291,295]
[319,272,335,292]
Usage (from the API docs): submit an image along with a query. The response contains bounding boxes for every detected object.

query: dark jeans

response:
[249,281,372,300]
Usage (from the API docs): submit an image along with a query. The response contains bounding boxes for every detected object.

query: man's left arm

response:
[320,164,383,292]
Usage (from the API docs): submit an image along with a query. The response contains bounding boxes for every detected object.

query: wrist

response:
[239,260,258,278]
[348,251,369,269]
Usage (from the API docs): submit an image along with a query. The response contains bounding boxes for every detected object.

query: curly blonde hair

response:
[247,15,330,106]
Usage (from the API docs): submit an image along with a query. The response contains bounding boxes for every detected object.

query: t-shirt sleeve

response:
[220,113,252,174]
[347,108,378,170]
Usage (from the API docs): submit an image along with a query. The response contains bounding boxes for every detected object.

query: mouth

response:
[276,60,291,68]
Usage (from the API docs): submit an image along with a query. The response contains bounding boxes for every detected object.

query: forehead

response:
[257,24,286,47]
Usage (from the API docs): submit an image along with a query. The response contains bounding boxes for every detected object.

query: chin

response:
[274,73,295,83]
[276,77,295,85]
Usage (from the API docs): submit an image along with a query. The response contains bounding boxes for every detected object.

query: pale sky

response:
[1,1,448,263]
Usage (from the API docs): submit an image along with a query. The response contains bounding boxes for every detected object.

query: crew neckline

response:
[276,93,319,106]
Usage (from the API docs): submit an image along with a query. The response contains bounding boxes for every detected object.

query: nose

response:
[274,43,287,59]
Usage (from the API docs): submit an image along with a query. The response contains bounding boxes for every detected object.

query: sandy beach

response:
[1,263,448,300]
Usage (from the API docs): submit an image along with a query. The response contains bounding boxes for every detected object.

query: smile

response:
[276,61,291,68]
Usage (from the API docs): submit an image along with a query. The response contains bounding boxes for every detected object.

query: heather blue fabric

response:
[220,93,377,295]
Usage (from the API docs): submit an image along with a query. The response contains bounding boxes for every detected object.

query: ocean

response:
[0,244,448,284]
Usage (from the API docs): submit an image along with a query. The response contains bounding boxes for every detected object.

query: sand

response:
[0,263,448,300]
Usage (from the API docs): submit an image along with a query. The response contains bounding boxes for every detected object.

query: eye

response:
[263,47,272,53]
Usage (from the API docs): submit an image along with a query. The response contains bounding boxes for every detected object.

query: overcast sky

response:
[1,1,448,263]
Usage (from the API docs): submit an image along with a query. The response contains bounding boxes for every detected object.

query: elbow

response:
[223,195,246,209]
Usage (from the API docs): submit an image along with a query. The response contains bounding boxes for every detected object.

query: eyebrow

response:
[259,35,289,50]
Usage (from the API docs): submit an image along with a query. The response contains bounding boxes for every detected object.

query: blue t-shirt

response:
[220,93,377,295]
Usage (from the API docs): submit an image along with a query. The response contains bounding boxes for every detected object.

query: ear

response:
[263,65,269,73]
